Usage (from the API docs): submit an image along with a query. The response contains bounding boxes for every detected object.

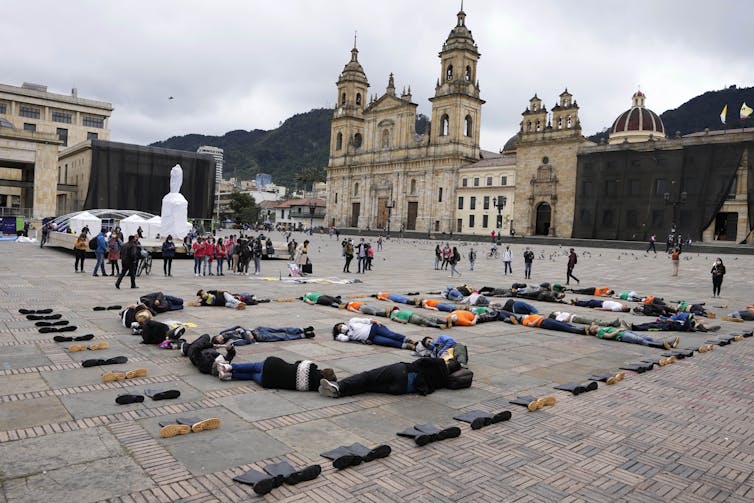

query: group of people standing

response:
[342,238,374,273]
[188,234,274,277]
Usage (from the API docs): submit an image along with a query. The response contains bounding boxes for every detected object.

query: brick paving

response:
[0,235,753,501]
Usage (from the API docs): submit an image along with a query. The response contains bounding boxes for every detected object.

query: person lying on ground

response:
[180,334,237,375]
[388,307,447,329]
[446,310,477,327]
[190,289,246,310]
[233,292,271,305]
[340,301,391,317]
[632,303,677,317]
[414,335,469,366]
[132,317,187,345]
[333,317,416,350]
[507,313,588,334]
[421,298,459,312]
[477,286,515,297]
[493,299,539,314]
[566,286,614,297]
[630,314,719,332]
[318,357,459,398]
[301,292,342,307]
[460,291,489,306]
[213,325,316,346]
[442,286,464,301]
[512,286,566,303]
[724,307,754,322]
[466,306,517,324]
[549,311,621,327]
[139,292,184,313]
[372,292,420,305]
[569,299,631,312]
[673,300,713,317]
[586,325,680,349]
[215,356,336,388]
[119,303,156,327]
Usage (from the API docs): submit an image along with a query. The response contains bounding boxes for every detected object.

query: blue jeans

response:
[202,256,210,275]
[253,326,305,342]
[435,302,456,312]
[94,251,106,275]
[164,295,184,311]
[194,256,202,274]
[618,330,662,347]
[216,259,224,275]
[368,324,406,348]
[524,262,532,278]
[230,361,264,383]
[388,293,410,304]
[575,300,604,309]
[511,300,538,314]
[254,256,261,274]
[540,318,585,334]
[358,257,367,273]
[504,261,512,274]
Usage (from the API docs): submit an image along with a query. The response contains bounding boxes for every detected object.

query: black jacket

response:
[405,357,449,395]
[184,334,235,374]
[261,356,323,391]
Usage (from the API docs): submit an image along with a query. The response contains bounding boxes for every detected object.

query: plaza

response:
[1,234,753,502]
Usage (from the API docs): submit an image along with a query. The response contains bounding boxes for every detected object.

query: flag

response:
[720,104,727,124]
[741,102,753,120]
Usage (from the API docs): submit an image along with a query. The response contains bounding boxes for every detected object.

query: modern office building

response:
[197,145,224,185]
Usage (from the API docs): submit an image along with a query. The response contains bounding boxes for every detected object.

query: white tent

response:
[144,216,162,240]
[69,211,102,236]
[119,214,146,239]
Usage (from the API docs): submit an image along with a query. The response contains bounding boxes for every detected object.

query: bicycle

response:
[487,248,499,259]
[136,250,152,277]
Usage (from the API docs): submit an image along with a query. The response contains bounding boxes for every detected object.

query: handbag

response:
[302,263,313,274]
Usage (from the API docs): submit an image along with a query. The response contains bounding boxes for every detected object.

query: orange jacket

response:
[522,314,545,327]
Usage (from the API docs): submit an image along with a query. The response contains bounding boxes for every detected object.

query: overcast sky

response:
[3,0,752,153]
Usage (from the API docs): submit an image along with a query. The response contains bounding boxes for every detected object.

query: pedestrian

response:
[343,238,354,272]
[502,245,512,275]
[434,244,441,270]
[468,247,476,271]
[162,235,176,276]
[205,238,215,276]
[441,244,451,270]
[108,232,122,276]
[215,238,226,276]
[566,248,579,285]
[449,246,462,278]
[252,237,263,275]
[73,234,88,273]
[671,247,680,276]
[40,222,50,247]
[377,236,383,251]
[647,234,657,253]
[295,239,310,275]
[192,237,204,277]
[92,228,108,277]
[366,243,374,270]
[136,226,144,239]
[356,238,367,273]
[711,257,725,297]
[115,235,139,289]
[523,247,534,279]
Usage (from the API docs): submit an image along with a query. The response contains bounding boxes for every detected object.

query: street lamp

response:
[663,190,687,236]
[308,203,316,235]
[385,200,394,237]
[494,195,507,230]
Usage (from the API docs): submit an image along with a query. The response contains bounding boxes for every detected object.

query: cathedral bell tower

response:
[329,42,369,164]
[429,8,484,159]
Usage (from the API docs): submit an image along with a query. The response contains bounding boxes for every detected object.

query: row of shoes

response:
[116,388,180,404]
[159,417,220,438]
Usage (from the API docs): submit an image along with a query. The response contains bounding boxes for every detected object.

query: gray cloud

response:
[2,0,751,152]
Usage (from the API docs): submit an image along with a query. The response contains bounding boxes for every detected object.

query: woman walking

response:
[449,246,462,278]
[162,235,176,276]
[108,233,122,276]
[711,258,726,297]
[74,234,88,273]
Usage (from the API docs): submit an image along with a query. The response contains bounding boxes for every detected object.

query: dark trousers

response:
[116,261,136,288]
[74,249,86,271]
[163,257,173,275]
[338,362,408,397]
[524,262,532,279]
[566,267,579,284]
[110,260,120,275]
[343,255,352,272]
[141,320,170,344]
[712,276,723,296]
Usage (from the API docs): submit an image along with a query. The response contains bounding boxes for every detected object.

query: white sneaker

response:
[318,378,340,398]
[218,369,232,381]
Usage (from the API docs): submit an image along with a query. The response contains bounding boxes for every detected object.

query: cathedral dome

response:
[502,133,519,152]
[442,10,478,54]
[609,91,665,144]
[338,47,368,86]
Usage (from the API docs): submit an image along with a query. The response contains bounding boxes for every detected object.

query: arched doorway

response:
[535,202,551,235]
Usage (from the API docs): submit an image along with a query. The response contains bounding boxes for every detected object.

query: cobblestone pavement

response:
[1,234,753,502]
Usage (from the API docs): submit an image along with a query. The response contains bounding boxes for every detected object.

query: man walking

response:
[647,234,657,253]
[523,247,534,279]
[566,248,579,285]
[115,235,139,289]
[92,228,108,277]
[502,246,513,275]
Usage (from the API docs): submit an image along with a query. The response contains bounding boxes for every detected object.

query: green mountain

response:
[150,108,334,187]
[588,85,754,142]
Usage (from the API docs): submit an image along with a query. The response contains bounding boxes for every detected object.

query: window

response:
[87,132,98,140]
[356,93,362,106]
[83,115,104,128]
[353,132,362,148]
[501,176,508,186]
[557,117,562,129]
[468,214,475,228]
[654,178,666,195]
[465,65,472,81]
[56,128,68,146]
[462,178,468,187]
[19,105,40,119]
[473,178,479,187]
[470,196,476,210]
[626,209,638,227]
[483,196,489,210]
[381,129,390,148]
[629,179,641,196]
[52,111,72,123]
[438,187,443,202]
[536,120,541,131]
[410,179,416,194]
[486,176,492,186]
[334,193,338,203]
[353,183,359,196]
[602,210,614,226]
[341,92,346,105]
[23,123,36,132]
[580,209,591,224]
[526,121,532,132]
[440,114,449,136]
[652,209,664,226]
[0,103,6,114]
[457,196,464,210]
[482,214,489,228]
[446,65,453,81]
[457,219,463,233]
[604,180,617,197]
[582,181,593,196]
[336,132,343,150]
[566,116,572,128]
[464,115,473,137]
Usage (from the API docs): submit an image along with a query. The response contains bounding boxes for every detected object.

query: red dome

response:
[611,107,664,135]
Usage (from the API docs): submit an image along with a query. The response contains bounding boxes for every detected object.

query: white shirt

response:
[553,311,574,322]
[346,317,372,341]
[601,300,624,311]
[503,249,512,261]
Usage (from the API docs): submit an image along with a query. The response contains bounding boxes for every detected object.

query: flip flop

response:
[93,306,107,311]
[74,334,95,341]
[115,394,144,405]
[53,335,74,342]
[107,305,122,310]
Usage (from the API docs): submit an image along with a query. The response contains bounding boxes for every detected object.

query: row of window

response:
[457,195,508,210]
[445,64,474,83]
[439,114,473,137]
[581,178,707,198]
[525,116,573,132]
[22,123,98,143]
[335,114,474,151]
[1,103,104,128]
[459,214,503,230]
[462,176,508,187]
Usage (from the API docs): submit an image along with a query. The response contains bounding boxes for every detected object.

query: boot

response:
[233,468,283,495]
[263,461,321,485]
[396,426,436,447]
[144,389,181,401]
[453,409,511,430]
[414,423,461,440]
[341,442,391,462]
[620,362,654,373]
[320,446,363,469]
[553,382,589,395]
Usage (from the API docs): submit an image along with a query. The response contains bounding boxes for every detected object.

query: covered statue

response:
[160,164,190,239]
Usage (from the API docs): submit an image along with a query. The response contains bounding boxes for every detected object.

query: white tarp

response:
[144,215,162,240]
[69,211,102,236]
[119,214,145,239]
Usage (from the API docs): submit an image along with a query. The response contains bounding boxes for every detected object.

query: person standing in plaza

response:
[441,243,452,270]
[192,236,204,276]
[671,247,680,277]
[523,247,534,280]
[711,257,726,297]
[115,235,138,289]
[468,247,476,272]
[502,245,513,275]
[92,228,108,277]
[73,234,88,273]
[162,235,175,276]
[108,232,122,276]
[366,243,374,270]
[356,238,367,273]
[647,234,657,253]
[295,239,310,274]
[377,235,383,251]
[434,244,441,270]
[449,246,462,278]
[343,238,354,273]
[215,238,227,276]
[252,236,263,275]
[566,248,579,285]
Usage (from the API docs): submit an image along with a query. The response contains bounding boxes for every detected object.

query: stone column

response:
[33,144,59,217]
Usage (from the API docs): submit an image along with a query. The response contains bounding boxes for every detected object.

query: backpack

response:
[446,368,474,389]
[88,236,98,250]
